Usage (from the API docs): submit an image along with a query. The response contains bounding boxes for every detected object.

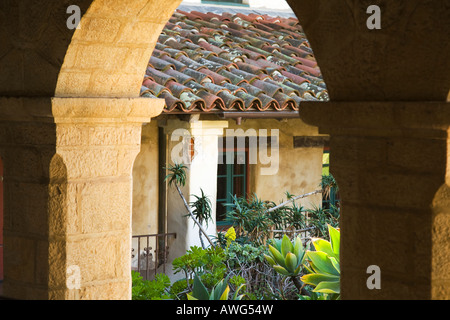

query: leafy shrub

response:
[131,173,341,300]
[225,193,309,246]
[131,271,171,300]
[305,204,339,240]
[172,245,226,290]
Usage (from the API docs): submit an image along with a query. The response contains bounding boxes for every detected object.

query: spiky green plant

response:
[164,163,215,247]
[187,274,245,300]
[190,189,213,249]
[264,235,308,295]
[301,224,340,299]
[164,163,188,187]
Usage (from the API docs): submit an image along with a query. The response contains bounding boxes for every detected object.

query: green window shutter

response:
[216,149,247,227]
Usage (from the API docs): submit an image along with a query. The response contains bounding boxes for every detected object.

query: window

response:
[216,138,249,227]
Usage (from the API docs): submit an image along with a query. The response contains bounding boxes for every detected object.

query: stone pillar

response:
[163,119,228,266]
[0,97,56,299]
[301,102,450,300]
[0,96,163,300]
[49,97,163,299]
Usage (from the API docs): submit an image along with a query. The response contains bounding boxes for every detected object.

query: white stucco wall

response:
[164,120,228,273]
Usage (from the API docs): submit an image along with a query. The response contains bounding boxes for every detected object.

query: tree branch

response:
[266,189,322,213]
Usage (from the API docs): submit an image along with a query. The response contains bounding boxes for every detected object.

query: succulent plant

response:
[264,234,306,277]
[187,274,245,300]
[301,224,340,297]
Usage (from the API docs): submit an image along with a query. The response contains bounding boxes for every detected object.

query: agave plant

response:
[264,235,308,294]
[187,274,245,300]
[164,163,215,248]
[190,189,213,249]
[301,224,340,298]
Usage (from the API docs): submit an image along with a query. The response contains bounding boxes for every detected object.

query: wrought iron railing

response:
[131,233,176,280]
[271,226,316,245]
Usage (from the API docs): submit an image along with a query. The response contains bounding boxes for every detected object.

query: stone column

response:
[0,97,56,299]
[48,97,163,299]
[301,101,450,300]
[0,97,162,300]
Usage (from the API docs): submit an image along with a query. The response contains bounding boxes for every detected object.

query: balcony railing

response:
[131,233,176,280]
[271,226,316,245]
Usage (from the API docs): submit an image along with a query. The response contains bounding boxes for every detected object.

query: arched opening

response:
[131,0,332,298]
[0,0,448,300]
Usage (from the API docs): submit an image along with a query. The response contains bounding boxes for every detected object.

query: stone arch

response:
[0,0,448,300]
[0,1,448,101]
[55,0,183,98]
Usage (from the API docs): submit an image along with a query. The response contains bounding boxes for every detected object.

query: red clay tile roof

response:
[141,10,329,114]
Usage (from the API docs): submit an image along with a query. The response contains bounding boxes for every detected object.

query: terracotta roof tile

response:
[141,9,329,114]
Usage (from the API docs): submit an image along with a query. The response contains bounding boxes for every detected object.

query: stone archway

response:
[0,0,448,300]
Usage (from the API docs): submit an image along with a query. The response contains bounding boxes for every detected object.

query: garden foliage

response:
[132,167,340,300]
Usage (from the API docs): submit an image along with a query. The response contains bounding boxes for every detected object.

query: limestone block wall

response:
[48,97,163,299]
[301,101,450,299]
[56,0,183,98]
[0,96,163,300]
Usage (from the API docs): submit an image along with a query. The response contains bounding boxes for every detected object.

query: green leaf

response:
[307,251,340,276]
[313,280,340,294]
[232,284,246,300]
[294,263,303,275]
[219,285,230,300]
[303,263,314,274]
[281,235,294,257]
[186,293,198,300]
[272,238,282,251]
[269,245,286,268]
[330,257,340,274]
[191,274,210,300]
[264,254,276,267]
[273,265,291,276]
[293,236,305,264]
[328,225,340,260]
[285,252,298,274]
[301,273,340,287]
[311,238,332,255]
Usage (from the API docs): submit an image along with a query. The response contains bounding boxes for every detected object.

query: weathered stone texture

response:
[301,101,450,299]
